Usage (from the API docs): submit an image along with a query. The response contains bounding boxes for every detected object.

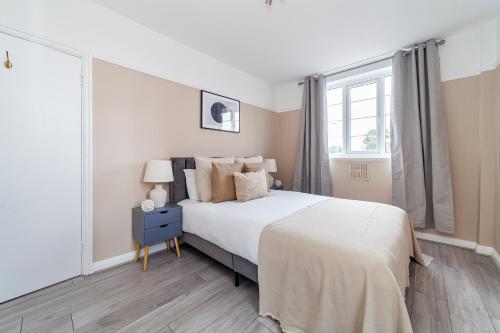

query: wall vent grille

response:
[350,162,369,181]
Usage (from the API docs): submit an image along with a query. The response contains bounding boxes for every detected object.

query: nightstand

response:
[132,203,182,271]
[271,185,284,190]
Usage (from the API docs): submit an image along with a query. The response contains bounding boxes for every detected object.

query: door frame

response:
[0,25,94,275]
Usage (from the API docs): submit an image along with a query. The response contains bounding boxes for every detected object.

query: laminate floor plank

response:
[256,316,282,333]
[22,313,73,333]
[0,278,80,325]
[72,254,211,329]
[0,316,23,333]
[463,251,500,319]
[439,244,471,270]
[414,241,446,300]
[168,281,256,332]
[442,263,495,332]
[200,292,259,333]
[410,291,451,333]
[242,319,273,333]
[21,264,165,330]
[116,274,233,333]
[75,273,206,333]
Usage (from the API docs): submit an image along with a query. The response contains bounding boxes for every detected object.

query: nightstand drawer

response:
[144,222,181,245]
[144,208,181,229]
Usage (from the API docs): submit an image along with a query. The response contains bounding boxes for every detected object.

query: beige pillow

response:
[235,156,263,164]
[243,162,270,191]
[234,169,269,202]
[195,156,235,202]
[212,162,243,203]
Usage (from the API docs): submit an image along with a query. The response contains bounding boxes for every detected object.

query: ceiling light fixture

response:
[265,0,273,6]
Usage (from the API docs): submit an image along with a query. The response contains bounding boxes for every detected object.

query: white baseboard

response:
[415,232,477,249]
[92,242,168,272]
[415,232,500,270]
[475,245,493,256]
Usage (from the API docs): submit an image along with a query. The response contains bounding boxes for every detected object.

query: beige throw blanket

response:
[258,198,426,333]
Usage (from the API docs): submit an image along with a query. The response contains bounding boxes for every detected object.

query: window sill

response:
[329,154,391,161]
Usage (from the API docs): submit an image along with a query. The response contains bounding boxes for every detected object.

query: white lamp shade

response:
[143,160,174,183]
[265,159,277,173]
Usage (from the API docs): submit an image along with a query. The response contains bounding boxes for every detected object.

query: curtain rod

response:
[297,39,446,86]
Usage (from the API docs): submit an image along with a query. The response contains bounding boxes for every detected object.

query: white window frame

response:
[327,67,391,160]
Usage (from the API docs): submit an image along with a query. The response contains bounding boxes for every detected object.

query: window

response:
[327,69,392,157]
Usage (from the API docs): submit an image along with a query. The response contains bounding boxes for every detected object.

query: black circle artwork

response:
[211,102,227,124]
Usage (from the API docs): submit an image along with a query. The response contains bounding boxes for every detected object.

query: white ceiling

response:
[93,0,500,84]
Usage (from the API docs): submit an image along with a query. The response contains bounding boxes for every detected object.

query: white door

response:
[0,32,82,303]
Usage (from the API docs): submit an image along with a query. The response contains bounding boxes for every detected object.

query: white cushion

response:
[234,156,263,164]
[183,169,199,201]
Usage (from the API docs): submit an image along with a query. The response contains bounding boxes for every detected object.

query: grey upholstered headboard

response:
[169,157,196,203]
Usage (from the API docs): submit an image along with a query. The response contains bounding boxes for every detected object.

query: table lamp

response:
[264,159,277,187]
[143,160,174,208]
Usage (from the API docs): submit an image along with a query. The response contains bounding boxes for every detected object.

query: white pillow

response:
[183,169,199,201]
[234,156,263,164]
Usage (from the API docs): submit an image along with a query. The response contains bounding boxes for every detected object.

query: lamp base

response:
[149,184,167,208]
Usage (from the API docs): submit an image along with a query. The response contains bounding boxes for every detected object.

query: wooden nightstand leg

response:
[133,242,141,262]
[143,246,150,271]
[166,239,170,251]
[173,237,180,258]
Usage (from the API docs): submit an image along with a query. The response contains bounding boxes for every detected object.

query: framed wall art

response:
[200,90,240,133]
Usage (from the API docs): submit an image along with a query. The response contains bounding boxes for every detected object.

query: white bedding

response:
[178,190,327,264]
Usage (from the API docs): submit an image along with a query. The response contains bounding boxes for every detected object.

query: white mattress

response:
[178,190,327,264]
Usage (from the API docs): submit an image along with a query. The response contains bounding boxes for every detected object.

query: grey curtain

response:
[391,40,455,233]
[293,75,332,196]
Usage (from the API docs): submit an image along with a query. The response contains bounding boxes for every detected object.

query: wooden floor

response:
[1,240,499,333]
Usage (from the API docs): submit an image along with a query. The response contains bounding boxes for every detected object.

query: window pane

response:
[350,82,376,102]
[328,121,343,153]
[350,117,377,136]
[350,117,377,151]
[327,87,342,105]
[327,104,342,121]
[385,115,391,153]
[351,98,377,119]
[384,76,392,96]
[327,87,343,154]
[349,83,377,152]
[384,76,391,153]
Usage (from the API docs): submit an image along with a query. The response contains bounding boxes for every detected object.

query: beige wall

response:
[275,70,499,246]
[93,59,278,261]
[330,160,392,204]
[477,70,498,247]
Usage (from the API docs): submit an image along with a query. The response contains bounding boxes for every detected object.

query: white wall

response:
[0,0,273,110]
[274,17,500,113]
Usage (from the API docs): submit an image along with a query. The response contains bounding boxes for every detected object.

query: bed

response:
[169,157,426,333]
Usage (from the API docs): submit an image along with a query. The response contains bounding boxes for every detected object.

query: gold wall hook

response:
[4,51,13,69]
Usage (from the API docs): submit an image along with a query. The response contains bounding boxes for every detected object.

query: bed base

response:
[169,157,258,287]
[183,232,258,286]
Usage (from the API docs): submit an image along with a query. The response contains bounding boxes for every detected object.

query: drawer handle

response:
[159,224,168,228]
[160,211,169,214]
